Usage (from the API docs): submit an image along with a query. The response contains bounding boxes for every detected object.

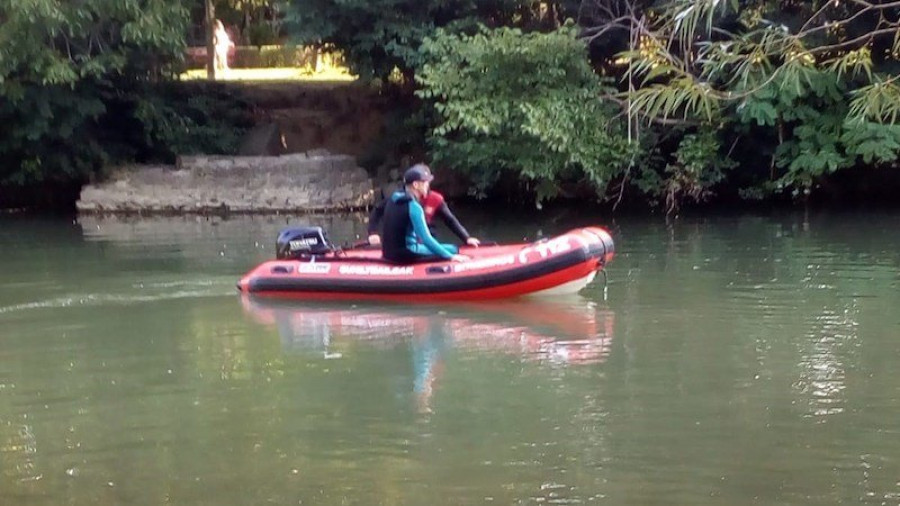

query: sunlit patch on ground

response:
[179,67,356,82]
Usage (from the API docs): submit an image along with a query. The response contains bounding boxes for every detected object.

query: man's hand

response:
[450,254,470,262]
[466,237,481,247]
[367,234,381,246]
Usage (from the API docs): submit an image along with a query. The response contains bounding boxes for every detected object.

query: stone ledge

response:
[77,153,374,215]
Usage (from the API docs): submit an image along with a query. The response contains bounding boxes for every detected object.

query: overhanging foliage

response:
[0,1,249,206]
[581,0,900,204]
[417,25,635,203]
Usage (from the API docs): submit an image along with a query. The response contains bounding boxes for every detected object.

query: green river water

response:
[1,210,899,505]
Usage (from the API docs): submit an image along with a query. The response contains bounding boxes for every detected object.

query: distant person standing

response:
[213,20,234,75]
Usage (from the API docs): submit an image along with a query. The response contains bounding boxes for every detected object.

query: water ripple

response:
[0,287,234,315]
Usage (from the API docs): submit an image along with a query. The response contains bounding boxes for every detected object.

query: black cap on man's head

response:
[403,164,434,185]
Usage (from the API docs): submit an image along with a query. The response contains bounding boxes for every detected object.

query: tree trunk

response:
[205,0,216,80]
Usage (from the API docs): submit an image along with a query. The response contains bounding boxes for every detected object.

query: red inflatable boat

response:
[237,226,614,301]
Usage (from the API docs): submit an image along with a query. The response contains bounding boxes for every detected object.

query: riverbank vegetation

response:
[2,1,899,212]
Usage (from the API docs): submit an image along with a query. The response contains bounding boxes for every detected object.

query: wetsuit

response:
[381,191,459,264]
[368,190,471,242]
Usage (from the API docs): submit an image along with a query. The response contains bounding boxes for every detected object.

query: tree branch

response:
[799,0,900,39]
[808,26,900,55]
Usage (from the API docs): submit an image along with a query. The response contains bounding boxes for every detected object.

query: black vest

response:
[381,193,417,264]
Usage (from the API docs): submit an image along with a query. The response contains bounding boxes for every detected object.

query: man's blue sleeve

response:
[409,201,453,259]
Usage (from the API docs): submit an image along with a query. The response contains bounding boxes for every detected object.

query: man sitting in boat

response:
[380,165,471,264]
[367,164,480,248]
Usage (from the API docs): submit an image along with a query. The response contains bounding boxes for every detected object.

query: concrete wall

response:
[77,152,374,214]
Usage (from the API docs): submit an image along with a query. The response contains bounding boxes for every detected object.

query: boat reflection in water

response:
[241,296,614,364]
[241,296,614,412]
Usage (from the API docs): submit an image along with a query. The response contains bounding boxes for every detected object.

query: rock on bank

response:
[77,152,374,214]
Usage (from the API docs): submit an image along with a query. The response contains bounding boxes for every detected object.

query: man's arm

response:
[366,198,387,244]
[436,203,470,242]
[409,201,454,259]
[367,199,386,235]
[437,202,480,246]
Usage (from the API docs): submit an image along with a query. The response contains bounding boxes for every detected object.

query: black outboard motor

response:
[276,226,333,259]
